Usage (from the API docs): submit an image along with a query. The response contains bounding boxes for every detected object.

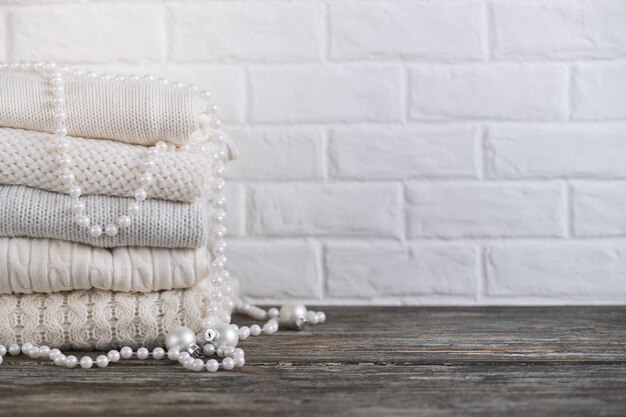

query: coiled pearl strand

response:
[0,303,325,373]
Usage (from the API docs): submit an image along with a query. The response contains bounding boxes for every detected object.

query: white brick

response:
[487,124,626,179]
[493,0,626,60]
[10,5,164,63]
[573,63,626,120]
[486,242,626,297]
[329,125,479,180]
[249,183,403,238]
[161,66,246,124]
[573,183,626,237]
[227,128,324,180]
[250,67,403,123]
[330,1,484,61]
[409,65,568,120]
[170,2,322,63]
[407,183,565,238]
[326,242,478,298]
[224,183,245,238]
[228,241,322,299]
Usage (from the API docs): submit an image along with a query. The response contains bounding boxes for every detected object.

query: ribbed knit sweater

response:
[0,71,213,146]
[0,237,212,294]
[0,185,211,248]
[0,127,216,203]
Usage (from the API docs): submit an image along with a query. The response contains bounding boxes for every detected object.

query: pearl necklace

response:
[0,61,223,239]
[0,303,326,373]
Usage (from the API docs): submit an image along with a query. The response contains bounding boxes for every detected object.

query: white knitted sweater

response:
[0,71,213,146]
[0,237,211,294]
[0,127,216,203]
[0,277,238,350]
[0,185,211,248]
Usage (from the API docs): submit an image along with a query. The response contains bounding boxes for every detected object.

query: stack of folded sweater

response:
[0,63,237,349]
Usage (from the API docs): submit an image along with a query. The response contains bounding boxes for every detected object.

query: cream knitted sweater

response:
[0,185,211,248]
[0,277,238,349]
[0,127,216,203]
[0,71,213,146]
[0,237,211,294]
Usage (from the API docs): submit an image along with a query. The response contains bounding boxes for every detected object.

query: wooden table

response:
[1,306,625,416]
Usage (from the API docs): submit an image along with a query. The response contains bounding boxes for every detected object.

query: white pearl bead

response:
[59,154,72,168]
[55,127,68,137]
[206,359,219,372]
[0,355,3,365]
[89,224,103,237]
[238,326,250,340]
[143,160,155,170]
[235,357,245,368]
[61,171,75,183]
[38,345,50,358]
[80,356,93,369]
[167,348,180,361]
[202,343,216,356]
[55,140,69,152]
[307,311,319,325]
[69,185,81,198]
[136,347,149,360]
[107,350,120,362]
[21,342,33,354]
[134,188,147,202]
[192,359,205,372]
[54,355,67,366]
[65,355,78,368]
[9,344,20,356]
[250,324,262,336]
[317,312,326,323]
[96,355,109,368]
[152,347,165,360]
[155,141,167,152]
[28,348,40,358]
[0,345,6,356]
[140,172,153,185]
[105,224,118,236]
[267,308,279,319]
[118,215,131,228]
[221,357,235,370]
[178,351,190,363]
[120,346,133,359]
[76,215,90,228]
[182,356,194,368]
[48,348,61,359]
[127,203,140,215]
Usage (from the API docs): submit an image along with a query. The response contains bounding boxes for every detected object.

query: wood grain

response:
[0,306,625,416]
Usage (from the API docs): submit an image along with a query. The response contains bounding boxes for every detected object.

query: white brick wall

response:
[2,0,625,305]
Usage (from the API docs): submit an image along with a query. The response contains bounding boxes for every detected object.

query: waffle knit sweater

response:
[0,71,213,146]
[0,237,212,294]
[0,127,216,203]
[0,185,211,248]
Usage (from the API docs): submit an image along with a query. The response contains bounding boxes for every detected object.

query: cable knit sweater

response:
[0,237,212,294]
[0,277,239,350]
[0,71,213,146]
[0,127,216,203]
[0,185,211,248]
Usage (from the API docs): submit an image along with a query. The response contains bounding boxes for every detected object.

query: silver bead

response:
[279,302,308,330]
[165,326,197,352]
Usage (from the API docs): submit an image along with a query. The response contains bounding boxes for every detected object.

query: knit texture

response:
[0,185,211,248]
[0,237,212,294]
[0,278,238,350]
[0,71,213,146]
[0,127,216,203]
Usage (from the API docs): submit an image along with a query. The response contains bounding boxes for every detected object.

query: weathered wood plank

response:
[0,306,624,417]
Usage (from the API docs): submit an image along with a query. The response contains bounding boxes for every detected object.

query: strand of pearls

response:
[0,303,326,373]
[0,61,222,239]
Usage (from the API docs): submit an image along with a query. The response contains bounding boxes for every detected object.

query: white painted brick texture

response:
[2,0,625,305]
